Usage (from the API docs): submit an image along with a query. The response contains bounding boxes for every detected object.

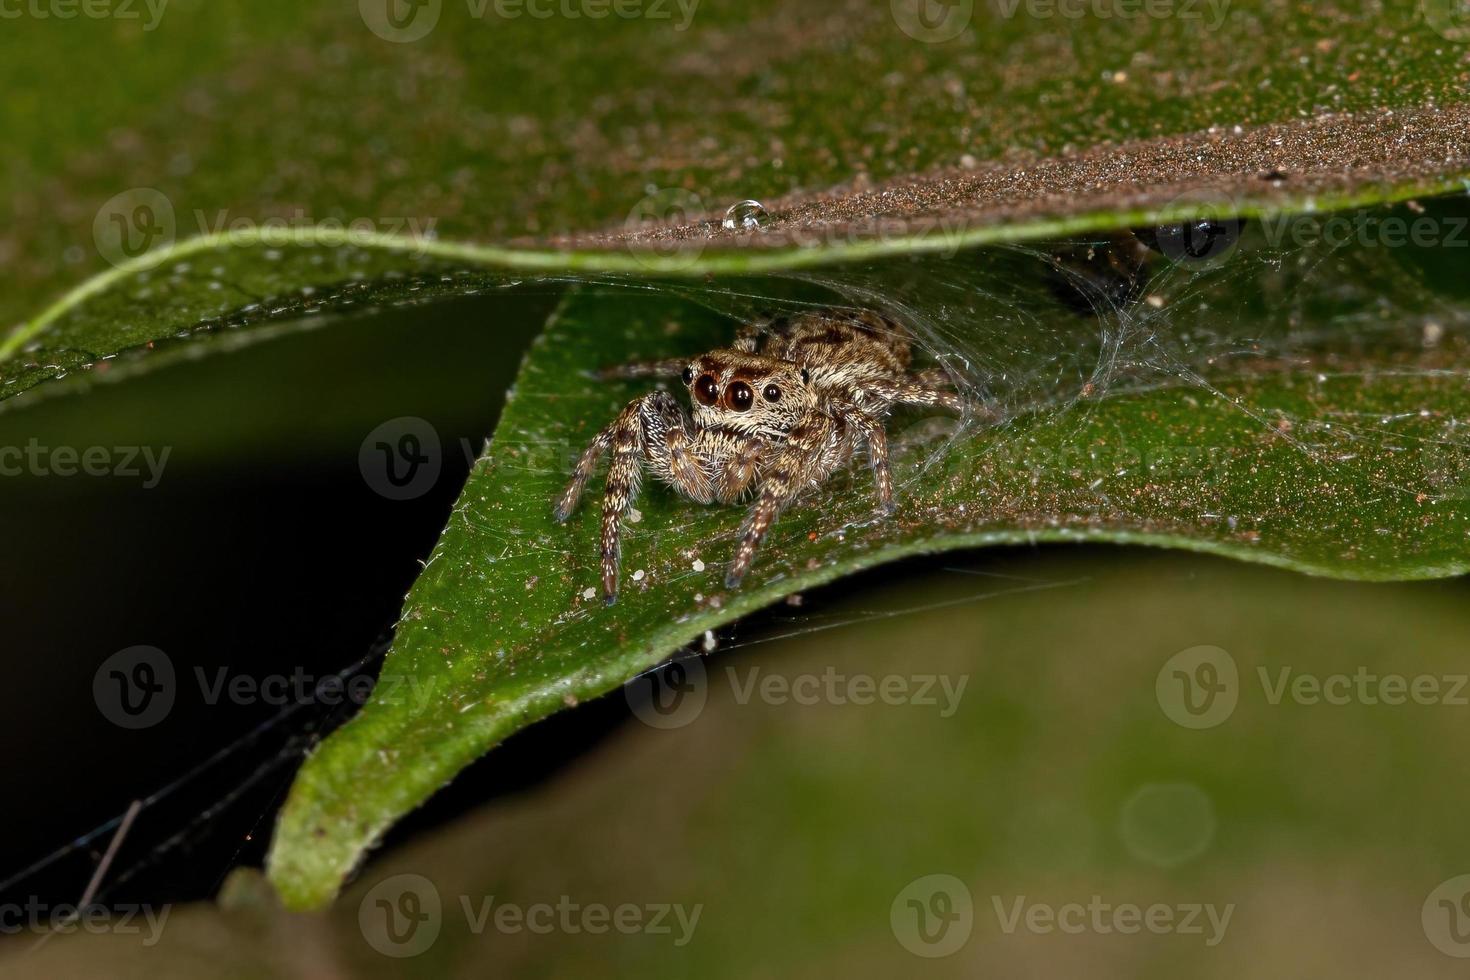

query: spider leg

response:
[733,311,802,353]
[554,425,613,522]
[594,357,688,381]
[558,391,711,604]
[599,415,644,604]
[731,323,762,353]
[834,404,896,516]
[869,377,967,413]
[726,411,835,589]
[731,315,785,352]
[912,367,958,388]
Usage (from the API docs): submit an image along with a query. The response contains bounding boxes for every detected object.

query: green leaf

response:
[266,219,1470,907]
[5,0,1470,405]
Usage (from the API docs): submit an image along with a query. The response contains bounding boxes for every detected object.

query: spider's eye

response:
[763,384,781,403]
[727,381,754,412]
[694,374,719,406]
[800,368,811,384]
[681,367,694,385]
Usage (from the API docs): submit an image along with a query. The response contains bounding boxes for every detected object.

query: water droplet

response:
[722,200,771,232]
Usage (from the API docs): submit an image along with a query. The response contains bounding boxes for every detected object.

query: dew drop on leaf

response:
[722,200,771,231]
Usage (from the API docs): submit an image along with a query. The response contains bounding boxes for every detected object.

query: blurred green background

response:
[6,533,1470,976]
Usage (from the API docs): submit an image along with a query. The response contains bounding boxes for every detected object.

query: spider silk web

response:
[646,201,1470,505]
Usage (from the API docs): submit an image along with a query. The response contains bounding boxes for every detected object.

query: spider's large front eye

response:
[727,381,754,412]
[694,374,719,406]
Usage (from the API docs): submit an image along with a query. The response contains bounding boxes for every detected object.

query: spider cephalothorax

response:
[554,308,964,604]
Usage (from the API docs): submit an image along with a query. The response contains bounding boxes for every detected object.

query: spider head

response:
[684,350,813,437]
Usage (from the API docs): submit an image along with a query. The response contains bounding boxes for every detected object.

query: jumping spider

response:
[554,308,964,604]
